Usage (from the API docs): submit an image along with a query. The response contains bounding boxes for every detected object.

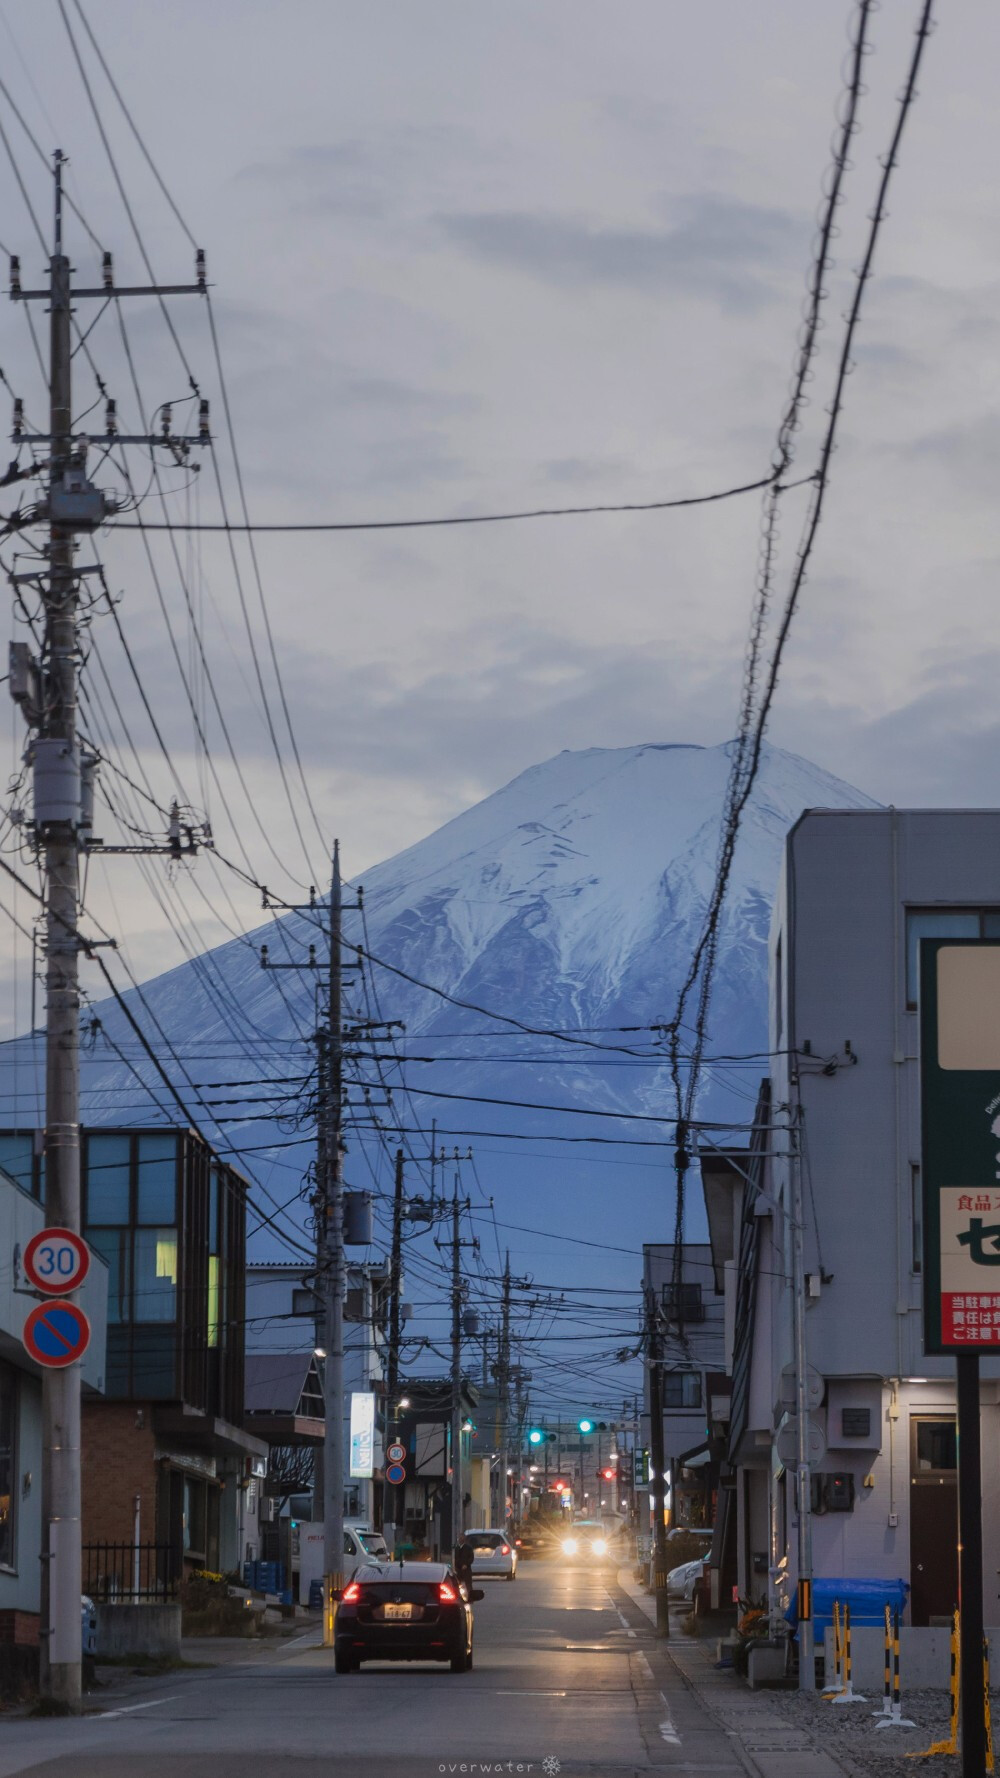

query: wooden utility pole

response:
[9,155,208,1708]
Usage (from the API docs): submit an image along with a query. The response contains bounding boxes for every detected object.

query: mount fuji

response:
[1,741,877,1298]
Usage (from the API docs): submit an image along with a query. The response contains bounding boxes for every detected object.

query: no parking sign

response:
[22,1301,91,1368]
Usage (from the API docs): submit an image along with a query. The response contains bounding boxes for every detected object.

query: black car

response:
[334,1562,474,1674]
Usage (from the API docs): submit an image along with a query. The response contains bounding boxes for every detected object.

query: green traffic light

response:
[529,1429,544,1445]
[578,1417,594,1434]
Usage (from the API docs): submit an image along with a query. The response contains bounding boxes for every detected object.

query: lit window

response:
[207,1255,220,1349]
[134,1229,177,1322]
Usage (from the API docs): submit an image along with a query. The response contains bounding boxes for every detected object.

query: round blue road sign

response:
[386,1461,406,1485]
[22,1300,91,1368]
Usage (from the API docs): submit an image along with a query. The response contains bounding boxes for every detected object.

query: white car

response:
[344,1525,391,1578]
[465,1528,517,1580]
[667,1557,704,1600]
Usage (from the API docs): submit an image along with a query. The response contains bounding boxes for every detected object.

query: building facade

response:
[0,1125,267,1587]
[641,1242,726,1533]
[729,809,1000,1626]
[244,1260,388,1526]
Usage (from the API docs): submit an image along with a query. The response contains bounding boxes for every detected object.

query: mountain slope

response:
[0,741,878,1283]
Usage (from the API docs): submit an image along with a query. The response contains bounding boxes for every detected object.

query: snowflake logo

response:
[542,1760,561,1777]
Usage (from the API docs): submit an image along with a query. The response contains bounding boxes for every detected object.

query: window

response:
[662,1281,704,1325]
[136,1134,177,1224]
[0,1364,15,1569]
[183,1476,206,1556]
[88,1228,131,1323]
[0,1134,34,1196]
[663,1372,702,1409]
[207,1256,220,1349]
[131,1326,176,1396]
[86,1134,131,1223]
[914,1418,956,1474]
[912,1164,923,1275]
[906,911,984,1006]
[133,1229,177,1323]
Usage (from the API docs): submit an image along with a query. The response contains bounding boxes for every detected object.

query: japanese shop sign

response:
[921,939,1000,1354]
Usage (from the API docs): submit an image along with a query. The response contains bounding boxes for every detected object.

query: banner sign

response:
[921,939,1000,1354]
[349,1391,375,1479]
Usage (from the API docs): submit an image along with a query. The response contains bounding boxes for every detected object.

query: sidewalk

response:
[615,1568,850,1778]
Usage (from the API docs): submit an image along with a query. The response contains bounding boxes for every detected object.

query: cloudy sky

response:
[1,0,999,1024]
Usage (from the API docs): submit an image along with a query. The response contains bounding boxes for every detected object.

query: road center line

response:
[92,1695,181,1720]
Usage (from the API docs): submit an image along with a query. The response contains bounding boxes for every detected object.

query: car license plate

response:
[383,1602,412,1620]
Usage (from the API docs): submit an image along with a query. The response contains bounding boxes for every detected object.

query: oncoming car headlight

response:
[562,1537,579,1556]
[592,1538,608,1556]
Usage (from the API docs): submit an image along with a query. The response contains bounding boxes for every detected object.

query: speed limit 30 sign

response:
[22,1227,91,1295]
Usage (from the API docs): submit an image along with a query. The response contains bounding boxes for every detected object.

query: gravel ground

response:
[745,1683,994,1776]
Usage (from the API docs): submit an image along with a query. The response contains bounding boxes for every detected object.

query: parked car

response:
[465,1528,516,1579]
[334,1563,474,1673]
[667,1558,705,1600]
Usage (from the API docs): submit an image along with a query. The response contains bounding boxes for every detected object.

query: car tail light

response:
[438,1581,458,1602]
[501,1544,511,1555]
[341,1582,361,1603]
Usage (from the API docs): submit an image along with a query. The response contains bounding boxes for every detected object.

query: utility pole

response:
[8,154,208,1709]
[498,1255,511,1533]
[646,1286,670,1638]
[323,841,346,1641]
[381,1148,404,1550]
[40,152,80,1715]
[789,1107,815,1691]
[450,1178,463,1553]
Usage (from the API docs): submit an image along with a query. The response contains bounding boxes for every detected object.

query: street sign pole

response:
[956,1353,986,1778]
[919,937,1000,1778]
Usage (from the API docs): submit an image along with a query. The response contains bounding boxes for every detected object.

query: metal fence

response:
[83,1540,176,1603]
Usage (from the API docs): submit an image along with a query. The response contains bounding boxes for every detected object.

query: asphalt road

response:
[0,1561,748,1778]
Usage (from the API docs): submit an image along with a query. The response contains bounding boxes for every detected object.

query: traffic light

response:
[600,1467,615,1481]
[578,1417,608,1434]
[529,1427,556,1444]
[578,1418,593,1434]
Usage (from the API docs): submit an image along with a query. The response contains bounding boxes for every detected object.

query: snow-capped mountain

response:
[1,742,877,1282]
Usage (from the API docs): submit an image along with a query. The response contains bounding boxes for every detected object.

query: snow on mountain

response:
[0,741,878,1280]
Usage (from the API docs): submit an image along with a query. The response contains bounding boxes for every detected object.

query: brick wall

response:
[81,1401,158,1548]
[0,1611,39,1647]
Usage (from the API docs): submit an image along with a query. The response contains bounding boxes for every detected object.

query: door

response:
[909,1416,958,1626]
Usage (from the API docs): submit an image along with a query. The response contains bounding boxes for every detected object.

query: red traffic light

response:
[601,1467,615,1480]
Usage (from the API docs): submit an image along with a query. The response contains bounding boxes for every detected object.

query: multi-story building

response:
[728,809,1000,1626]
[244,1260,388,1525]
[0,1125,267,1586]
[641,1242,726,1532]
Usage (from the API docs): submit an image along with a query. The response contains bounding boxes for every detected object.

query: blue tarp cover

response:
[785,1576,909,1639]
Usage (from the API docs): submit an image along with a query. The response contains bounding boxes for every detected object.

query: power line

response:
[665,0,935,1301]
[106,472,811,534]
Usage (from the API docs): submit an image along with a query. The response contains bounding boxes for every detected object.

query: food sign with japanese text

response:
[921,939,1000,1353]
